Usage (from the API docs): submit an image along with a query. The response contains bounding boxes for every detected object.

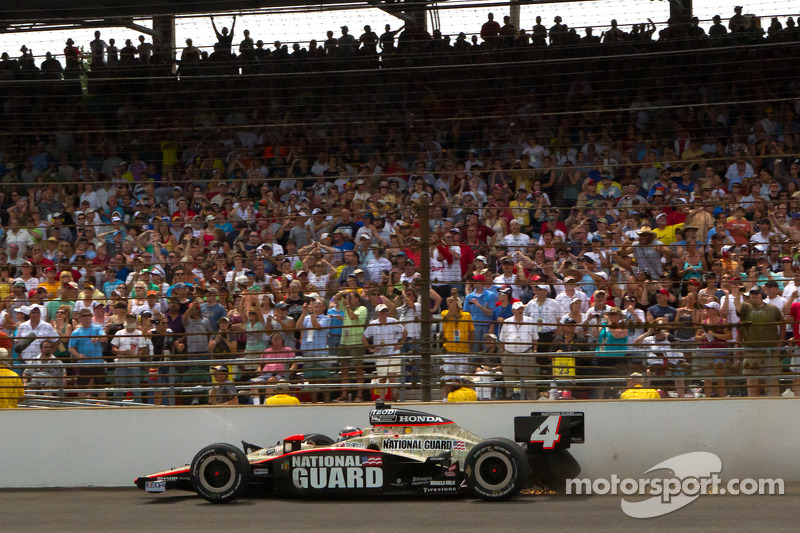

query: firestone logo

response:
[566,452,784,518]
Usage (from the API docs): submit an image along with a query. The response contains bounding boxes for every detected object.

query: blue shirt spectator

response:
[69,324,106,362]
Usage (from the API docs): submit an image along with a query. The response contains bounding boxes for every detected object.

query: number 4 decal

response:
[530,415,561,449]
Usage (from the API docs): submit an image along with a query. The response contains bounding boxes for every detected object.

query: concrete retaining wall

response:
[1,398,797,488]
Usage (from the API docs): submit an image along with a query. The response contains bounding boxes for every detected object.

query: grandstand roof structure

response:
[0,0,657,31]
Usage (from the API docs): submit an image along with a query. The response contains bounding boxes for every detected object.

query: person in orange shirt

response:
[719,245,741,275]
[726,206,752,245]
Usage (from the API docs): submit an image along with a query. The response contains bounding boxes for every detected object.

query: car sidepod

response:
[258,448,466,497]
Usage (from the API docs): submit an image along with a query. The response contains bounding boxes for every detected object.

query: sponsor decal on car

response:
[336,441,365,449]
[412,476,432,486]
[398,415,445,423]
[370,409,398,423]
[381,439,455,451]
[145,481,166,493]
[430,480,457,486]
[253,468,269,475]
[423,486,459,494]
[291,455,383,489]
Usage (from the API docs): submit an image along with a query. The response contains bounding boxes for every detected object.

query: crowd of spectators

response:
[2,6,800,406]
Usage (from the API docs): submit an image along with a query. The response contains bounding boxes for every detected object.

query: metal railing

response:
[8,344,797,407]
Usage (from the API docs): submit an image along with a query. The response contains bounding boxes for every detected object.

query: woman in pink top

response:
[249,333,297,404]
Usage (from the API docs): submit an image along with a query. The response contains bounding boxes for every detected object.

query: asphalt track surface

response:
[1,489,798,532]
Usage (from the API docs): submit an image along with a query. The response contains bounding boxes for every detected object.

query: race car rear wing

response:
[514,412,585,451]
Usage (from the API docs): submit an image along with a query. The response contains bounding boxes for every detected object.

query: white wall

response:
[1,398,798,488]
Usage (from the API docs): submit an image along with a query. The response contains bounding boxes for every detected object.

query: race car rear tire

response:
[190,443,251,503]
[465,438,529,501]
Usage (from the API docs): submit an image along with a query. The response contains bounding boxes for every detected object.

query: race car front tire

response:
[190,443,251,503]
[465,438,530,501]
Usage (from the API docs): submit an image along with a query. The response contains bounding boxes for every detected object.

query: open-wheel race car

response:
[135,404,584,503]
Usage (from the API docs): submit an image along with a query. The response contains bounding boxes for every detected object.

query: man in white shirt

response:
[763,281,786,314]
[363,304,407,400]
[499,301,538,400]
[502,220,531,253]
[4,218,34,257]
[14,306,58,363]
[525,284,561,355]
[111,313,150,402]
[749,218,774,245]
[555,277,588,314]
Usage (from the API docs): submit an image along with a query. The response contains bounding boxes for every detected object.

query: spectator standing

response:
[200,289,226,331]
[697,302,733,397]
[182,301,213,403]
[463,275,496,352]
[525,284,561,355]
[624,227,672,277]
[440,296,474,382]
[297,299,331,402]
[734,287,785,396]
[211,16,236,54]
[491,287,515,336]
[498,301,538,399]
[480,13,502,43]
[68,308,107,398]
[634,318,688,398]
[89,31,107,67]
[363,303,406,400]
[110,313,148,402]
[334,290,367,402]
[150,313,177,406]
[592,308,628,395]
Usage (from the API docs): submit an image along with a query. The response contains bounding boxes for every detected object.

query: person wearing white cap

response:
[498,301,538,400]
[524,284,560,354]
[363,303,406,400]
[14,305,58,363]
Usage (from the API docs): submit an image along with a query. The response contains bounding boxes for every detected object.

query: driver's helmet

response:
[338,426,363,441]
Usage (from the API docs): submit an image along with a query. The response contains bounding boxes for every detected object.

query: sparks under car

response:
[135,405,584,503]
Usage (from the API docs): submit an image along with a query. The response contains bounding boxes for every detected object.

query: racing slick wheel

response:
[190,443,251,503]
[465,438,530,502]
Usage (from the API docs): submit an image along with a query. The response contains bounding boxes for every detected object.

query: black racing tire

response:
[465,438,530,501]
[303,434,335,446]
[190,443,251,503]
